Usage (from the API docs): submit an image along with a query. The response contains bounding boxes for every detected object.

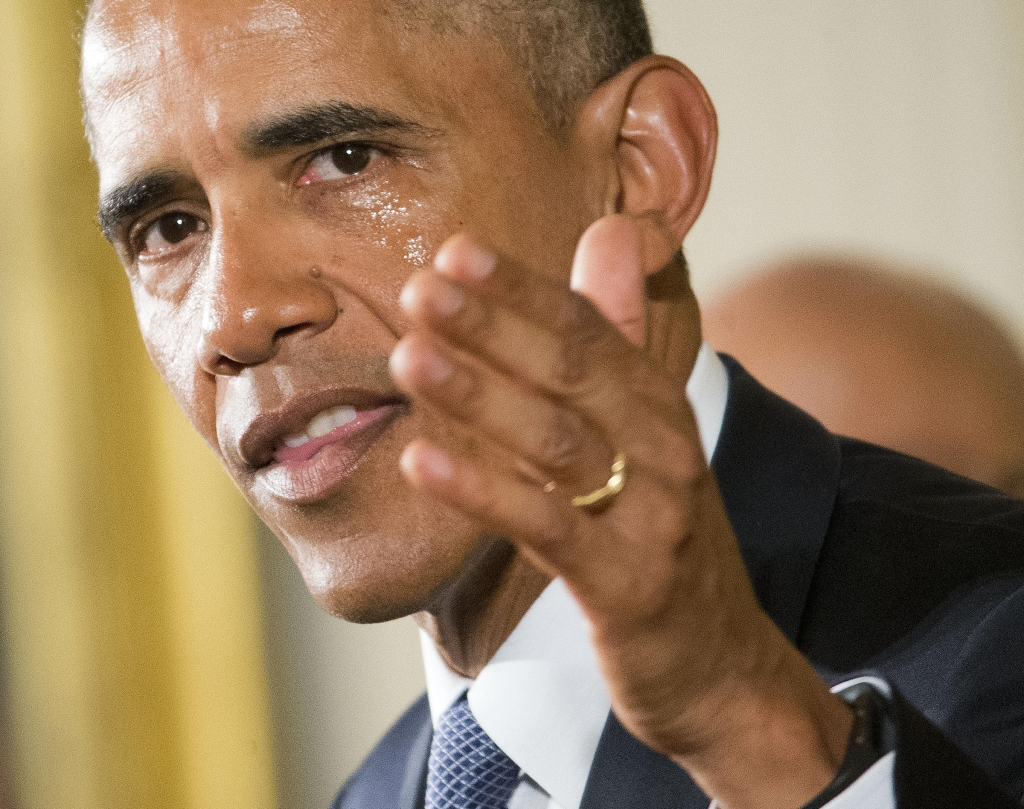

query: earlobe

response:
[572,57,718,275]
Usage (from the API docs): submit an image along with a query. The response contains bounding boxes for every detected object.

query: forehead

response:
[82,0,533,190]
[83,0,364,114]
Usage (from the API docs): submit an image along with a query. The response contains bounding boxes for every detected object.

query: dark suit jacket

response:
[334,356,1024,809]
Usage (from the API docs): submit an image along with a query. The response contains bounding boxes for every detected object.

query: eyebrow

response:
[96,103,430,240]
[240,101,430,157]
[98,170,197,242]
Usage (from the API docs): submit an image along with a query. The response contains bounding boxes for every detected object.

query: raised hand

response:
[390,216,852,809]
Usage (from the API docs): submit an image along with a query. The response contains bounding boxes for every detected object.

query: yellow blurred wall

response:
[0,1,278,806]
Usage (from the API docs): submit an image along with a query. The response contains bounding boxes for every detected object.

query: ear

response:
[572,56,718,273]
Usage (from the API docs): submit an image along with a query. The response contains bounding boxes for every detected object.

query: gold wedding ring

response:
[571,451,628,511]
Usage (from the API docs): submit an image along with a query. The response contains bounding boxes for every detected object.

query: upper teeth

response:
[283,405,357,448]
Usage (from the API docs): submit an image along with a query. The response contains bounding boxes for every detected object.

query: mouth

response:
[238,389,408,503]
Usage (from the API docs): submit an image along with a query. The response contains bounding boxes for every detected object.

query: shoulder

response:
[802,437,1024,669]
[805,442,1024,799]
[837,436,1024,532]
[831,437,1024,586]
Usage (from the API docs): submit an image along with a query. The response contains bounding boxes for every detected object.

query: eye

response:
[140,211,208,256]
[298,144,377,185]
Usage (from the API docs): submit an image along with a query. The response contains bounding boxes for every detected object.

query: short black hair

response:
[388,0,653,132]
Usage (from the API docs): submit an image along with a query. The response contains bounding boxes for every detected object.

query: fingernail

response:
[420,345,453,383]
[462,243,496,280]
[420,444,455,480]
[399,281,417,312]
[432,280,464,316]
[438,239,496,280]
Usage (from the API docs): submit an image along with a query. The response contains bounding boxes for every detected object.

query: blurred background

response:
[0,1,1021,808]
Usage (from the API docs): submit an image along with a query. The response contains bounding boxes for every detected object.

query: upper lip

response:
[237,387,408,470]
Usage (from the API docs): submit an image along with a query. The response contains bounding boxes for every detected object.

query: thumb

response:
[570,215,647,347]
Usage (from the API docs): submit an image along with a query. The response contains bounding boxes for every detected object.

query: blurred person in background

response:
[703,257,1024,498]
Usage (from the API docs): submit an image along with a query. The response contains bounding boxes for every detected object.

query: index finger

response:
[429,232,680,416]
[434,233,594,338]
[436,216,649,351]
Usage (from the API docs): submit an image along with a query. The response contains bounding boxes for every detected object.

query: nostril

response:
[210,355,248,377]
[197,268,341,373]
[276,322,307,340]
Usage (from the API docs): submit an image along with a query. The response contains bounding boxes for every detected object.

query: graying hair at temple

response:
[385,0,653,132]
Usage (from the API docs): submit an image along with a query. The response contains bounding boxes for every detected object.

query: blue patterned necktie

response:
[425,694,520,809]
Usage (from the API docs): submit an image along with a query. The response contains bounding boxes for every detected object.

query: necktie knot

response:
[426,694,520,809]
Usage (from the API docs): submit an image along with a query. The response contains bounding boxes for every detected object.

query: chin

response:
[275,506,484,625]
[315,587,430,625]
[300,546,467,625]
[254,420,486,623]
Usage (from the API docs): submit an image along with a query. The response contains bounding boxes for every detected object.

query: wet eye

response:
[141,212,208,255]
[299,144,376,185]
[330,144,374,174]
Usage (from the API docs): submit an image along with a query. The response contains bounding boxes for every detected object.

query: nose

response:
[197,214,339,376]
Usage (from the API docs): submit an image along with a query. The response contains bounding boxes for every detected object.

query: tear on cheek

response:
[405,234,429,265]
[302,186,428,252]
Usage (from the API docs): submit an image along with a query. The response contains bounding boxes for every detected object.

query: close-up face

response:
[81,0,596,620]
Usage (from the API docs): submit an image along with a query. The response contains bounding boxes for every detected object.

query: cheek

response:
[347,188,435,267]
[133,282,218,446]
[304,184,457,330]
[445,143,588,285]
[506,174,589,280]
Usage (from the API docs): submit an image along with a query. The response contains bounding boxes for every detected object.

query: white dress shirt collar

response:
[420,343,729,809]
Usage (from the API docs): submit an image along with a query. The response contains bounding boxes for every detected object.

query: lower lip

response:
[255,404,404,503]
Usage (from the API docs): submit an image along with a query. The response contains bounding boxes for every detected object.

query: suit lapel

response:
[336,695,431,809]
[397,718,431,809]
[711,354,842,643]
[580,714,709,809]
[581,356,842,808]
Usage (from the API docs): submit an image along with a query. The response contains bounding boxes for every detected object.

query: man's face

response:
[82,0,593,620]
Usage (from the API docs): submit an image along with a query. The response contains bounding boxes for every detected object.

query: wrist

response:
[801,681,895,809]
[671,633,853,809]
